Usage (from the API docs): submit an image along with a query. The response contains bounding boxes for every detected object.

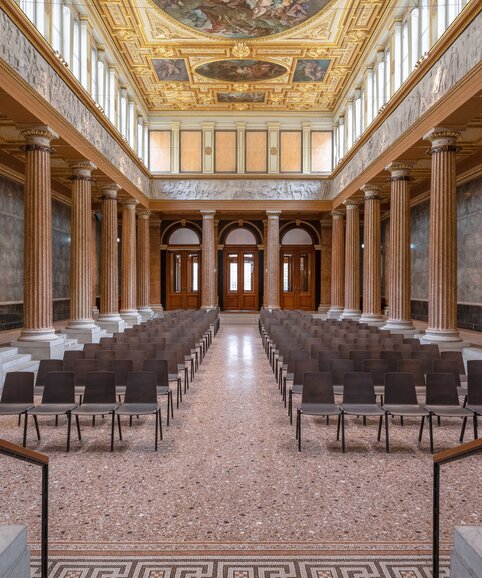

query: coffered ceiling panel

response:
[94,0,389,112]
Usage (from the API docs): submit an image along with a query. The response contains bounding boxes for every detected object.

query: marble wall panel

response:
[0,9,150,198]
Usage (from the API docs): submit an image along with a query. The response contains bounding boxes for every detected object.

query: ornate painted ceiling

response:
[93,0,389,112]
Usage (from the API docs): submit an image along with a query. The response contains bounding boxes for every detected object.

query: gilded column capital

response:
[385,162,414,181]
[137,210,151,220]
[424,127,461,153]
[343,199,361,209]
[201,210,216,219]
[20,125,58,152]
[97,183,121,200]
[266,210,282,220]
[331,210,345,220]
[120,199,138,209]
[69,160,97,181]
[361,184,384,201]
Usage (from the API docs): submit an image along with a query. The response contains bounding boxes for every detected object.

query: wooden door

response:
[167,250,201,310]
[223,248,258,311]
[280,247,315,310]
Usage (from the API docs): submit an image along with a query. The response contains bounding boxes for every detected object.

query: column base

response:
[327,307,344,319]
[138,307,154,322]
[421,329,468,350]
[381,319,417,335]
[92,306,100,319]
[265,305,281,311]
[13,336,66,360]
[317,304,330,314]
[120,310,142,326]
[340,309,361,320]
[150,304,164,313]
[96,315,126,334]
[65,324,101,344]
[359,314,386,327]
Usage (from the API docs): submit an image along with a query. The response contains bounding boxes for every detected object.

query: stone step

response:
[0,347,19,361]
[0,526,30,578]
[219,313,259,325]
[0,353,32,372]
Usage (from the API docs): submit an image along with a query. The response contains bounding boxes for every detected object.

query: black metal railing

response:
[0,438,49,578]
[433,437,482,578]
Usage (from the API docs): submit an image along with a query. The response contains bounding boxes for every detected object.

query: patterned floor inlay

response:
[30,553,450,578]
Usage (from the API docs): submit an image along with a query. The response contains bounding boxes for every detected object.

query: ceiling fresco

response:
[151,0,333,39]
[93,0,390,111]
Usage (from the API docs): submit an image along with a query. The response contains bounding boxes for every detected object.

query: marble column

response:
[91,213,99,317]
[382,163,416,333]
[136,210,154,321]
[263,219,268,307]
[149,219,163,313]
[327,211,345,318]
[16,126,65,359]
[265,211,281,310]
[201,210,217,309]
[341,200,361,320]
[97,183,125,333]
[423,128,462,343]
[120,200,142,325]
[318,222,332,313]
[360,185,385,325]
[66,161,100,343]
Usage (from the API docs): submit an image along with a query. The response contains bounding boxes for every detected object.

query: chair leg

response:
[341,412,346,453]
[418,416,425,442]
[289,391,293,425]
[92,415,96,427]
[18,414,21,427]
[66,412,72,452]
[336,413,341,441]
[155,410,159,452]
[429,413,434,454]
[33,415,41,441]
[176,381,180,409]
[400,416,404,427]
[170,391,174,419]
[166,396,170,427]
[117,414,123,441]
[22,412,28,447]
[363,416,367,426]
[385,412,390,454]
[460,416,468,443]
[159,409,163,441]
[297,409,302,452]
[474,414,478,440]
[75,415,82,441]
[55,415,59,427]
[110,412,115,452]
[377,415,383,442]
[129,416,133,427]
[178,378,183,403]
[437,415,441,427]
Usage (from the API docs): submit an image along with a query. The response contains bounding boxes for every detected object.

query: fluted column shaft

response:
[265,211,281,309]
[201,210,216,309]
[341,200,361,319]
[19,127,58,341]
[383,163,415,332]
[136,211,153,320]
[98,184,122,321]
[91,213,99,315]
[318,223,332,313]
[424,128,461,342]
[360,186,384,324]
[120,200,140,321]
[67,162,97,331]
[149,220,163,311]
[327,211,345,318]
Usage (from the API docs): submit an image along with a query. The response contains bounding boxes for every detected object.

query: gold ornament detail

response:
[232,83,249,92]
[153,46,176,57]
[231,42,251,58]
[306,47,330,58]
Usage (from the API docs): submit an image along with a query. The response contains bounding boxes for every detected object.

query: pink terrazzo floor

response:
[0,323,481,548]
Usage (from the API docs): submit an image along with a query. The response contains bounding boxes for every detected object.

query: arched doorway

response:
[223,227,259,311]
[280,227,316,310]
[166,226,201,310]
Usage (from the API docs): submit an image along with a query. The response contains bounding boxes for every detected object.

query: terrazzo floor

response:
[0,323,481,551]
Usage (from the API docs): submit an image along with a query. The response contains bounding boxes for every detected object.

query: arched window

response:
[168,228,200,245]
[225,228,257,245]
[281,228,313,245]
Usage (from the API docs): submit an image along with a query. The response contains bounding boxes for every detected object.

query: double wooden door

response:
[280,247,315,310]
[167,250,201,310]
[223,248,258,311]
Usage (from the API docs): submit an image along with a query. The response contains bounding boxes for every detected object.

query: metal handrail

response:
[433,437,482,578]
[0,438,49,578]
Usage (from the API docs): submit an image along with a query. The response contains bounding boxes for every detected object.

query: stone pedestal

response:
[65,161,101,343]
[120,200,141,325]
[423,128,462,343]
[327,211,345,319]
[0,526,30,578]
[201,210,217,310]
[265,211,281,310]
[13,336,66,360]
[136,210,154,321]
[17,126,65,359]
[451,527,482,578]
[360,185,385,325]
[341,200,361,320]
[382,163,416,334]
[97,184,125,333]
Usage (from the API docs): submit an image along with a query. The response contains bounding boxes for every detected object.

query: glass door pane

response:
[188,253,199,292]
[283,254,293,292]
[171,253,182,293]
[243,253,254,292]
[299,253,311,292]
[228,254,238,292]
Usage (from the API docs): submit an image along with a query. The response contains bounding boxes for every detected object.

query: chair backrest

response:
[107,359,133,386]
[73,359,99,386]
[143,359,169,387]
[403,338,421,351]
[1,372,34,404]
[433,360,461,386]
[318,350,340,365]
[83,372,117,404]
[301,372,335,405]
[363,359,390,385]
[467,373,482,406]
[154,351,178,374]
[293,358,320,385]
[287,350,309,372]
[100,337,114,348]
[349,350,372,372]
[124,371,158,404]
[426,373,460,406]
[411,351,434,374]
[393,344,413,359]
[398,358,426,386]
[343,372,376,404]
[42,371,75,404]
[311,343,331,359]
[112,343,130,355]
[380,350,402,372]
[35,359,63,387]
[467,360,482,376]
[63,350,85,372]
[83,343,102,358]
[440,351,466,375]
[384,372,418,405]
[94,349,116,371]
[420,343,440,359]
[330,359,355,385]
